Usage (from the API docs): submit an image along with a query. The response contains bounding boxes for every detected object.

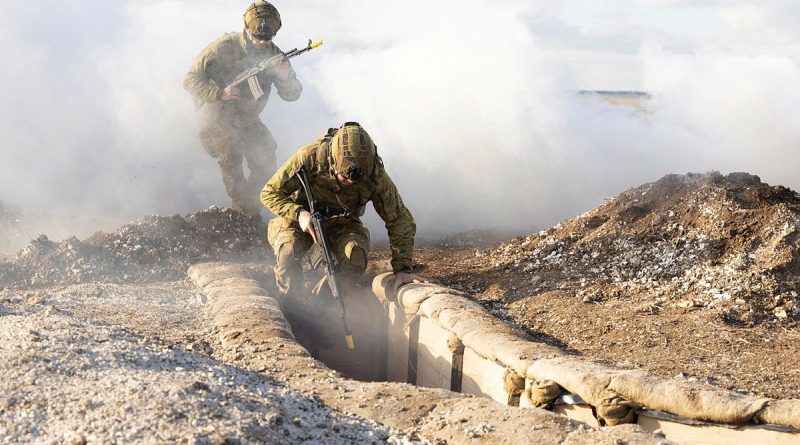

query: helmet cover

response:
[244,1,281,40]
[330,123,376,181]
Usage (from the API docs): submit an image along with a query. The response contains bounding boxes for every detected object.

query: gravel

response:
[0,283,416,444]
[0,207,269,288]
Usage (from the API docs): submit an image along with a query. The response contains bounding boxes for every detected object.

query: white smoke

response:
[0,0,799,249]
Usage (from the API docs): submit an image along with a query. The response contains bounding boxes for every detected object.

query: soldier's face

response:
[247,31,272,50]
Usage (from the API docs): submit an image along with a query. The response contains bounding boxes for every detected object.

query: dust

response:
[0,201,24,257]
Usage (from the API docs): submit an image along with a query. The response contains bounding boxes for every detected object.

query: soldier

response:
[184,1,302,219]
[261,122,427,307]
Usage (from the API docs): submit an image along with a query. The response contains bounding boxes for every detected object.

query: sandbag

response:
[504,368,526,405]
[397,284,440,314]
[609,370,769,424]
[596,395,638,426]
[188,262,252,288]
[371,272,395,303]
[754,399,800,430]
[521,379,562,409]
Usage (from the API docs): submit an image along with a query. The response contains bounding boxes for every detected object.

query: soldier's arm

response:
[370,162,417,273]
[270,44,303,102]
[183,48,223,102]
[260,147,312,220]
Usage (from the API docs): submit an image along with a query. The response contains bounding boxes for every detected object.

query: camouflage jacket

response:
[261,130,416,273]
[183,32,302,119]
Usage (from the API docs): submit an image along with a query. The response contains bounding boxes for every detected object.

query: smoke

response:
[1,1,799,249]
[299,1,800,235]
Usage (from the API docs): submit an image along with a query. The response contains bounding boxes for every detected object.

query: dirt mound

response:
[420,229,521,249]
[485,172,800,325]
[0,207,268,288]
[404,172,800,399]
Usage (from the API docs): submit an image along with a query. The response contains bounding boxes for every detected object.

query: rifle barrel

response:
[226,39,323,89]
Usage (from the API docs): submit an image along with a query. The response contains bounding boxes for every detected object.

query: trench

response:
[191,264,800,445]
[278,284,391,383]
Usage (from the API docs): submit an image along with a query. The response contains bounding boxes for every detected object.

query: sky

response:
[1,0,799,246]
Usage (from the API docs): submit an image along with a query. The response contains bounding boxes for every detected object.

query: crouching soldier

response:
[260,122,427,354]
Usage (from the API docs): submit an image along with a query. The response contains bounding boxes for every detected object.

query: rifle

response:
[229,39,323,100]
[295,165,355,350]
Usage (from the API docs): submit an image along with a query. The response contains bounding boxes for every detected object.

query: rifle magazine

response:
[248,76,265,100]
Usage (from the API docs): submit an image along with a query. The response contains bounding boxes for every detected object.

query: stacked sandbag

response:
[188,265,670,445]
[187,262,296,349]
[374,273,800,431]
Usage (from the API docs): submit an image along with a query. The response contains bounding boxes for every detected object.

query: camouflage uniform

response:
[184,6,302,216]
[261,125,416,296]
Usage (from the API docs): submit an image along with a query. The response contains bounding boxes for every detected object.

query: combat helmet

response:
[243,1,281,40]
[329,122,377,181]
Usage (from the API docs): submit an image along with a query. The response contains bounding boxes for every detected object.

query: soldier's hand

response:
[298,210,317,243]
[221,85,241,101]
[392,272,434,294]
[271,59,291,81]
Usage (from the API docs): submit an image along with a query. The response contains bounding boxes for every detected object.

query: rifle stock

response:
[295,166,355,350]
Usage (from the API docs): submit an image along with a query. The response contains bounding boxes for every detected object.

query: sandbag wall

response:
[372,273,800,445]
[188,262,678,445]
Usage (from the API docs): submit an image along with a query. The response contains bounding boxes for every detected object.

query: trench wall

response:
[186,262,668,445]
[372,273,800,445]
[186,262,800,445]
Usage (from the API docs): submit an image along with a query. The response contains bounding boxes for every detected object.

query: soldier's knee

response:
[199,123,237,158]
[274,242,304,295]
[218,151,243,170]
[276,242,303,269]
[342,246,367,274]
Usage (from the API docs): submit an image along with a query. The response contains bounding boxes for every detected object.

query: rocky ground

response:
[398,172,800,400]
[2,171,799,442]
[0,206,269,287]
[0,207,410,443]
[0,205,670,444]
[0,281,419,444]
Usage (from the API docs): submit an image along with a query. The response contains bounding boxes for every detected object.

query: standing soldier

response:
[184,1,302,219]
[261,122,427,348]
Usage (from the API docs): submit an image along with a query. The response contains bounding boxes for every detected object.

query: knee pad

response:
[342,246,367,274]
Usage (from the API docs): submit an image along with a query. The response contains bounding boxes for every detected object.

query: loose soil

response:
[391,172,800,400]
[0,206,269,287]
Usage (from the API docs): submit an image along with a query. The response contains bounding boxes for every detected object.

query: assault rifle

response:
[295,166,355,350]
[229,39,323,100]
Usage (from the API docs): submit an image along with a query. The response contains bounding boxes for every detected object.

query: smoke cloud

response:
[1,1,799,250]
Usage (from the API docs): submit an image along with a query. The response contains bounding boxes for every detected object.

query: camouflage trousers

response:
[199,104,277,216]
[267,217,370,296]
